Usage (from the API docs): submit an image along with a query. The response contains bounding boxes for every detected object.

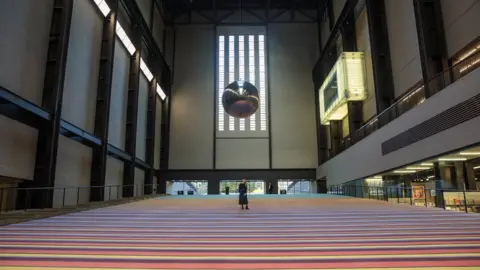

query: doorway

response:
[220,180,265,195]
[167,180,208,195]
[278,179,313,194]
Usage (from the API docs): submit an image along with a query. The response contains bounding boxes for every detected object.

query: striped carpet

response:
[1,195,480,269]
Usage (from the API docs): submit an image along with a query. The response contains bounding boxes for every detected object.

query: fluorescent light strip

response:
[228,36,235,131]
[156,84,166,100]
[239,36,245,131]
[474,165,480,170]
[394,170,416,174]
[438,158,467,161]
[459,152,480,156]
[218,36,225,131]
[249,35,256,131]
[94,0,111,17]
[115,23,136,55]
[258,35,267,131]
[406,167,430,170]
[420,163,433,166]
[140,58,154,81]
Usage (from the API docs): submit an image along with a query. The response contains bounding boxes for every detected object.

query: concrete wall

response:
[317,68,480,185]
[269,23,318,168]
[169,24,319,170]
[134,168,145,196]
[169,25,215,169]
[0,0,157,199]
[355,7,376,121]
[441,0,480,57]
[53,136,92,207]
[62,0,102,133]
[136,75,149,160]
[108,40,130,149]
[154,98,163,169]
[0,0,53,180]
[385,0,422,97]
[105,156,124,200]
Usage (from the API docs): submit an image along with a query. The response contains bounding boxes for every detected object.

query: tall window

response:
[217,33,268,133]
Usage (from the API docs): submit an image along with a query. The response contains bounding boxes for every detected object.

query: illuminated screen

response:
[323,74,338,112]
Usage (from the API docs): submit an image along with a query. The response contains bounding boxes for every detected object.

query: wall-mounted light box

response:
[319,52,367,125]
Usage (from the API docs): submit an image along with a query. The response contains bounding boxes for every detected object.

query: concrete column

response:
[465,163,478,191]
[329,120,342,155]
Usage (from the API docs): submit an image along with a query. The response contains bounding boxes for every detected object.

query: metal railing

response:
[0,184,158,213]
[328,185,480,214]
[330,51,480,159]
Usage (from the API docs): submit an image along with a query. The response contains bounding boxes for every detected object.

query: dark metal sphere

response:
[222,80,259,118]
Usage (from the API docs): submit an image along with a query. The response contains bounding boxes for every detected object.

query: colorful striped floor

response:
[1,195,480,269]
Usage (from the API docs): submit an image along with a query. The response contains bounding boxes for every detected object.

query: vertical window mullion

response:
[229,35,235,131]
[259,34,267,131]
[218,36,225,131]
[239,35,245,131]
[249,35,256,131]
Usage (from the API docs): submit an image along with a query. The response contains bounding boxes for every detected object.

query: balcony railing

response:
[327,50,480,159]
[328,184,480,214]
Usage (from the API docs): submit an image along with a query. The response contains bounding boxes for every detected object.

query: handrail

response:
[327,50,480,159]
[328,184,480,214]
[0,184,158,213]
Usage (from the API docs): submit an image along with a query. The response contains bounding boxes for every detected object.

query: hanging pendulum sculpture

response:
[222,80,259,118]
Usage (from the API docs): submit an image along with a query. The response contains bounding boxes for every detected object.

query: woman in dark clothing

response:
[238,179,249,210]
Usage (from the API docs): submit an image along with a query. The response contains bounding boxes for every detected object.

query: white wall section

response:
[54,136,92,207]
[0,0,53,105]
[269,24,318,168]
[0,0,53,180]
[62,0,102,132]
[355,7,376,121]
[136,75,149,160]
[105,156,124,200]
[169,25,215,169]
[216,138,269,169]
[154,98,163,169]
[108,40,130,149]
[385,0,423,98]
[134,168,145,196]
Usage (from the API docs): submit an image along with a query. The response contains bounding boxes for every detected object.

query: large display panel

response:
[319,52,367,125]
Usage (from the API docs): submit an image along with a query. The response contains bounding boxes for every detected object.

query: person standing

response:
[268,182,274,194]
[238,179,249,210]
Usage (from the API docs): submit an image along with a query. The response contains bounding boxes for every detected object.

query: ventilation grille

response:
[381,93,480,155]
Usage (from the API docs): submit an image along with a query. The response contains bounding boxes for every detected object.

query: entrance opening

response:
[167,180,208,195]
[278,179,313,194]
[220,180,265,195]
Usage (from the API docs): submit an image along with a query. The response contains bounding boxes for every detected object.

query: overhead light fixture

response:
[438,158,467,161]
[420,163,433,166]
[93,0,111,17]
[115,23,136,55]
[140,58,154,81]
[474,165,480,170]
[459,152,480,156]
[393,170,416,174]
[156,83,166,100]
[406,167,430,170]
